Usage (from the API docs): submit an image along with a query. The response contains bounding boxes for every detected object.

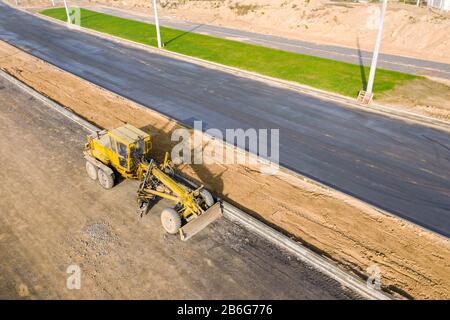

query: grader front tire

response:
[200,189,215,207]
[161,208,182,234]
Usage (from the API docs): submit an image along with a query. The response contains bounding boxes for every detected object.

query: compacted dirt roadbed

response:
[0,76,364,299]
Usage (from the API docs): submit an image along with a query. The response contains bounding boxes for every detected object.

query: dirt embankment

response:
[378,78,450,122]
[17,0,450,64]
[1,41,449,299]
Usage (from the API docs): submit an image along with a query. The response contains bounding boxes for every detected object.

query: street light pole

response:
[152,0,163,48]
[63,0,71,24]
[366,0,387,97]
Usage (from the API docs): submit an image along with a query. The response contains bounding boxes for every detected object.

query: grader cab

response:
[83,124,222,241]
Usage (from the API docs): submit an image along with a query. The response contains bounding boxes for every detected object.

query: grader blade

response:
[179,203,223,241]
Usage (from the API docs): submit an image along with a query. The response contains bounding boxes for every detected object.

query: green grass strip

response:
[41,8,418,98]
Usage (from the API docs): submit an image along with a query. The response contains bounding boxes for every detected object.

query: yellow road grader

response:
[83,124,222,241]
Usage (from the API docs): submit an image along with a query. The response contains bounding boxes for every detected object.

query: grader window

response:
[99,134,110,148]
[135,139,145,156]
[110,137,117,153]
[117,141,128,168]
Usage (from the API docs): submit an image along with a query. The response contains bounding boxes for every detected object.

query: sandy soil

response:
[1,40,449,299]
[15,0,450,64]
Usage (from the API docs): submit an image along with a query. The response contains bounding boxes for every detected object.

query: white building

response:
[428,0,450,11]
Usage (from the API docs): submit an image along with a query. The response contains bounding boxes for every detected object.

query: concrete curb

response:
[18,2,450,133]
[0,68,392,300]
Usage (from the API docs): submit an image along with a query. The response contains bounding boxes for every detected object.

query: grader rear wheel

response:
[161,208,182,234]
[98,169,115,189]
[85,161,98,180]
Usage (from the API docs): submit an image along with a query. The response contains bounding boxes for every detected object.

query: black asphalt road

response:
[1,2,449,237]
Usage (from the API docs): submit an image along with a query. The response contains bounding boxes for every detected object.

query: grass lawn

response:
[40,8,418,98]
